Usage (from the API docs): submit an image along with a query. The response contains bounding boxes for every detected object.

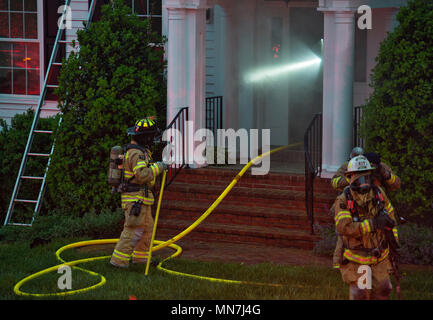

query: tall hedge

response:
[361,0,433,223]
[46,0,166,217]
[0,110,58,224]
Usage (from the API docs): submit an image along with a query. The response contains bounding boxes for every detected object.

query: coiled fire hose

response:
[14,143,306,297]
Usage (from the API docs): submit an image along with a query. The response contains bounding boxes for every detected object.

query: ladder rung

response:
[52,62,62,66]
[27,153,50,157]
[46,85,59,88]
[34,130,54,134]
[21,176,44,180]
[14,199,38,204]
[8,223,32,227]
[58,40,76,44]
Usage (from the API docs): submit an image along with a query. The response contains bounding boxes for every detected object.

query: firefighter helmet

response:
[127,117,158,136]
[346,155,374,194]
[127,117,159,147]
[345,155,374,176]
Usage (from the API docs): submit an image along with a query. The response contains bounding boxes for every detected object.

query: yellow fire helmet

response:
[345,155,374,176]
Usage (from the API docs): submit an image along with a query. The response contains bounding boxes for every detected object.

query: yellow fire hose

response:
[145,169,167,276]
[13,142,319,298]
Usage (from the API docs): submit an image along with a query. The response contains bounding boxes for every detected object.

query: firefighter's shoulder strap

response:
[343,186,359,222]
[124,143,147,156]
[121,144,152,195]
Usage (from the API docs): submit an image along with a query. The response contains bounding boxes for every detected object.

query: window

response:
[130,0,162,35]
[0,0,41,95]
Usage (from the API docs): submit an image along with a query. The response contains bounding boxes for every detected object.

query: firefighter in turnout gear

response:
[331,149,401,269]
[331,147,365,268]
[110,117,167,268]
[334,156,399,300]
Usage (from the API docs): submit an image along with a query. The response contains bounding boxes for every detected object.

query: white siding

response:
[0,99,59,126]
[66,0,89,56]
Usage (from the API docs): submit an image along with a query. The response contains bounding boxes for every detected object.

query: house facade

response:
[0,0,407,176]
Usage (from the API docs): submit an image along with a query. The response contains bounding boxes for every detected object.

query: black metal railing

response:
[205,96,223,143]
[304,113,322,235]
[353,106,364,148]
[163,107,189,188]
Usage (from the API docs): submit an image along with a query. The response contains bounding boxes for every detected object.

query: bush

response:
[313,223,433,266]
[45,0,166,217]
[0,110,58,224]
[398,223,433,265]
[361,0,433,224]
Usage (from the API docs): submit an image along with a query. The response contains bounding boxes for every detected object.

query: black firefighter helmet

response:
[127,117,159,147]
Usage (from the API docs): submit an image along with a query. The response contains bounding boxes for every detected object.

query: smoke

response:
[215,1,324,147]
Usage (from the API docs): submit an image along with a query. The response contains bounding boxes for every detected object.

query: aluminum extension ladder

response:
[3,0,97,227]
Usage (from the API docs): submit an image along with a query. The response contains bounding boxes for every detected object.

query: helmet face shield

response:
[350,174,372,194]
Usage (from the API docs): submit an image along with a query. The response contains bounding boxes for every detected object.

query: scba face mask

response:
[350,175,372,194]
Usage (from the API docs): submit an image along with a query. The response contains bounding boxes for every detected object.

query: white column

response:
[166,7,187,122]
[330,10,355,171]
[321,11,336,175]
[319,3,356,176]
[165,0,208,167]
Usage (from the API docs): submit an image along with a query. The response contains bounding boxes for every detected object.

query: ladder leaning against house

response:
[3,0,98,227]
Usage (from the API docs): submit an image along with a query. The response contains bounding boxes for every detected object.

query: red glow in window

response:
[272,44,281,59]
[0,42,40,95]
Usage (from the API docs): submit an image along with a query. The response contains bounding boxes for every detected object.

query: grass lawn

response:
[1,238,433,300]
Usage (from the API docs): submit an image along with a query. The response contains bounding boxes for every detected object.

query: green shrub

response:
[398,223,433,265]
[0,110,58,224]
[361,0,433,224]
[45,0,166,217]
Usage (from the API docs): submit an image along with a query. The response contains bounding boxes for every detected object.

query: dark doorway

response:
[288,7,323,144]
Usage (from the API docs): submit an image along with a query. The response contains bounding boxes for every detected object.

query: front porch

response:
[207,146,306,174]
[162,0,402,175]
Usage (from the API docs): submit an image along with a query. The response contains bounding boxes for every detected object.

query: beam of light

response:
[246,57,322,83]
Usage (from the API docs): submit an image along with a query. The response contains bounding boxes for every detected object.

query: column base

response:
[320,164,340,178]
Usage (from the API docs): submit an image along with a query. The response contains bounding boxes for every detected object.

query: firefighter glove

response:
[372,211,395,231]
[379,164,391,180]
[157,161,169,171]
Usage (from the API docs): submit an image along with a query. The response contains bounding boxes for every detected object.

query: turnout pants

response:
[110,202,154,267]
[340,258,393,300]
